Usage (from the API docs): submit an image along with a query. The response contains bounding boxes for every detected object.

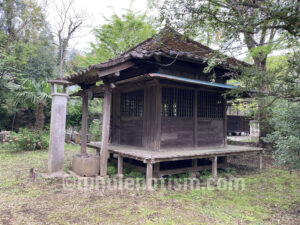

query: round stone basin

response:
[72,154,100,177]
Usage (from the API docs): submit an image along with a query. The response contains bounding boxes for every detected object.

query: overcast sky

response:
[38,0,256,60]
[39,0,152,52]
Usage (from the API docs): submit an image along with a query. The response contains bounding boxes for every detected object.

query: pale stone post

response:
[47,80,71,176]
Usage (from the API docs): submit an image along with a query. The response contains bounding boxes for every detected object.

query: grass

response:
[0,144,299,224]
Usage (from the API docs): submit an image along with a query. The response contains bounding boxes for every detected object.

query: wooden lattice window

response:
[162,87,194,117]
[198,91,225,118]
[121,90,144,117]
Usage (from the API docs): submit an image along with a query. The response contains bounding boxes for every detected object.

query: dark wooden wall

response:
[161,118,194,148]
[142,83,161,150]
[198,119,225,147]
[111,80,226,151]
[111,88,144,147]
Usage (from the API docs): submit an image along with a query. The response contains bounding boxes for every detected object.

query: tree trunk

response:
[35,102,45,130]
[253,56,270,143]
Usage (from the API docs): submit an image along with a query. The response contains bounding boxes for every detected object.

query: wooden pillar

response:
[154,84,162,151]
[81,92,88,155]
[194,89,198,148]
[100,84,112,177]
[142,83,162,151]
[224,100,228,147]
[259,152,263,171]
[192,159,198,168]
[117,155,123,178]
[153,163,160,178]
[212,156,218,179]
[146,162,153,190]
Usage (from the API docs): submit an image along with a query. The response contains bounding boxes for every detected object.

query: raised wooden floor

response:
[87,142,263,163]
[87,142,264,190]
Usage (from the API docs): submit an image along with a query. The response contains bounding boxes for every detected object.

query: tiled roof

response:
[66,28,248,84]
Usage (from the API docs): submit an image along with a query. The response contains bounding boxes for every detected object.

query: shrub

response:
[5,128,49,151]
[263,101,300,169]
[107,163,117,175]
[89,119,101,141]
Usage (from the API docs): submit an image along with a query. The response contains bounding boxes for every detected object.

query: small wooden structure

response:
[227,116,251,135]
[66,29,264,189]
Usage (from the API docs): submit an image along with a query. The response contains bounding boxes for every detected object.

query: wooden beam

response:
[259,152,263,171]
[97,61,135,78]
[194,89,198,147]
[115,74,149,85]
[212,156,218,179]
[224,100,228,147]
[100,84,112,177]
[81,91,88,155]
[158,163,227,177]
[154,85,162,151]
[117,155,123,178]
[146,162,153,191]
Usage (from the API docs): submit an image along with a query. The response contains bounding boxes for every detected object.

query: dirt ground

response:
[0,144,299,225]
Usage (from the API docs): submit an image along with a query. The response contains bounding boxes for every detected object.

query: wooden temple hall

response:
[65,29,263,188]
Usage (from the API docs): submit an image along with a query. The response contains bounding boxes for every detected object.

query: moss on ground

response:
[0,144,299,224]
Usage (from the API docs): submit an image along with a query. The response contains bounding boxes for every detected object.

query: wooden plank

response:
[120,118,143,146]
[117,155,123,178]
[97,61,135,78]
[81,91,88,155]
[212,156,218,179]
[100,84,112,177]
[158,163,227,177]
[161,118,194,148]
[146,163,153,190]
[194,89,198,147]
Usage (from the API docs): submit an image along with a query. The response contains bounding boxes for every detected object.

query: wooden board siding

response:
[120,117,143,146]
[142,84,161,151]
[198,119,224,147]
[111,91,121,144]
[160,118,194,148]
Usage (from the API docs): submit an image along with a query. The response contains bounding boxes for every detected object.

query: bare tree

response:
[52,0,85,79]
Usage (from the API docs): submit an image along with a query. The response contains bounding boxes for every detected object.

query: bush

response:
[5,128,49,151]
[263,101,300,169]
[89,119,101,141]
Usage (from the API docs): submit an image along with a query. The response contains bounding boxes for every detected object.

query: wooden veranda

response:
[86,142,264,189]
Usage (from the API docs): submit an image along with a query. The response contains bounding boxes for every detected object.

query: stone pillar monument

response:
[47,80,71,177]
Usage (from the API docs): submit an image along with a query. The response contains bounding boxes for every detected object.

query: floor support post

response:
[146,162,153,191]
[259,152,263,172]
[118,155,123,178]
[212,156,218,180]
[153,163,160,178]
[192,159,198,168]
